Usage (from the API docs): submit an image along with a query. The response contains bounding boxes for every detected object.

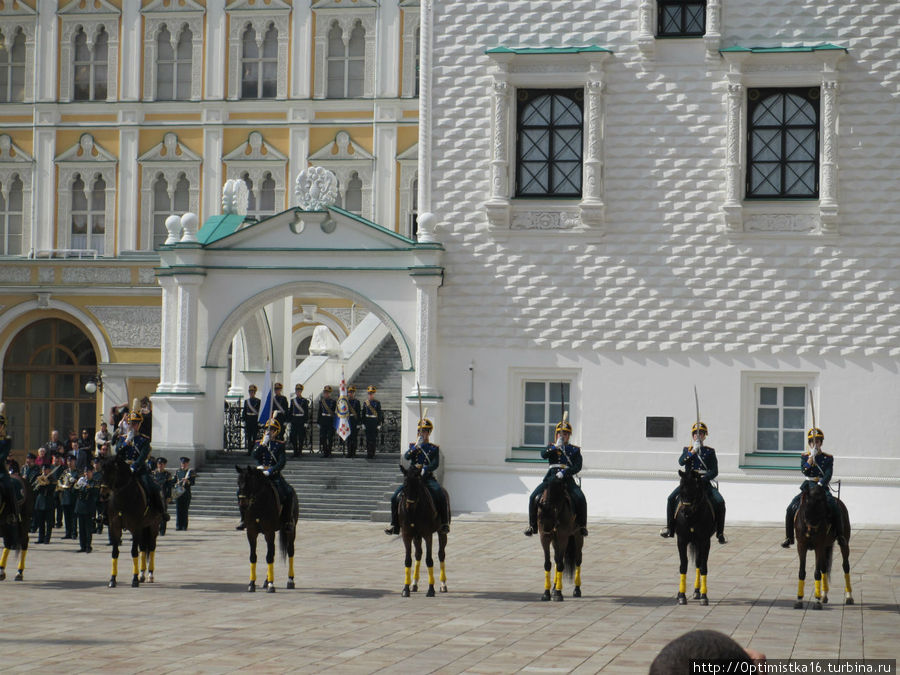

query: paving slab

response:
[2,515,898,672]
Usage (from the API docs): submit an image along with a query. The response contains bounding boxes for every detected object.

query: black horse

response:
[674,469,715,605]
[397,464,448,597]
[0,459,34,581]
[236,466,299,593]
[99,454,163,588]
[793,482,853,609]
[537,470,583,601]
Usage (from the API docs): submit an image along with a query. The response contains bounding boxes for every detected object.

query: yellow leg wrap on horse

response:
[694,568,701,590]
[574,567,581,587]
[17,549,26,572]
[700,575,708,595]
[555,570,562,592]
[267,563,274,583]
[132,557,139,575]
[288,557,295,578]
[111,558,118,577]
[428,566,435,585]
[440,561,446,582]
[822,573,829,593]
[844,572,852,593]
[814,578,821,599]
[404,566,411,585]
[544,570,552,591]
[414,559,421,582]
[797,579,804,598]
[679,574,686,594]
[140,551,147,571]
[0,548,9,568]
[250,562,257,582]
[149,551,155,572]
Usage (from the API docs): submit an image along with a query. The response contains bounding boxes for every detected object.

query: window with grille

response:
[523,381,571,447]
[0,27,26,102]
[70,174,105,255]
[241,24,278,99]
[516,89,583,198]
[73,26,108,101]
[151,173,190,249]
[327,21,365,98]
[0,174,23,255]
[156,24,193,101]
[756,384,807,452]
[345,172,363,215]
[657,1,706,37]
[242,172,277,220]
[747,88,819,199]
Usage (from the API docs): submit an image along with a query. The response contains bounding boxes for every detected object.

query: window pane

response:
[242,62,259,98]
[176,28,193,60]
[783,431,805,451]
[55,373,75,398]
[74,30,89,61]
[783,386,805,407]
[93,69,108,100]
[262,27,278,58]
[548,383,569,403]
[783,408,805,429]
[262,61,277,98]
[157,27,174,60]
[524,403,544,424]
[173,176,190,211]
[327,62,345,98]
[524,426,544,446]
[242,28,258,58]
[759,386,777,405]
[94,30,108,61]
[31,373,51,397]
[157,62,174,100]
[757,408,779,429]
[347,59,364,97]
[524,381,544,402]
[327,25,343,57]
[757,430,778,451]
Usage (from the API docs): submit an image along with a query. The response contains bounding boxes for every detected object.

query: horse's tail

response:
[563,535,577,581]
[279,525,290,563]
[688,542,697,568]
[278,490,298,563]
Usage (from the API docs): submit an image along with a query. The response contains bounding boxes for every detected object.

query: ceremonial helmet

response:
[417,418,434,433]
[264,418,282,436]
[295,383,304,392]
[807,427,824,442]
[348,385,356,394]
[555,419,573,435]
[367,385,376,394]
[323,385,333,393]
[691,421,708,435]
[127,398,143,424]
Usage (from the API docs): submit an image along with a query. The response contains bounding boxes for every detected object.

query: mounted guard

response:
[0,403,24,529]
[115,400,168,520]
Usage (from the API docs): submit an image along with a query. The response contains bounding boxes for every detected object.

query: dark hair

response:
[650,630,751,675]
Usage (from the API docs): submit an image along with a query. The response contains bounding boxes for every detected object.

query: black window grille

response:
[657,1,706,37]
[516,88,583,198]
[747,88,819,199]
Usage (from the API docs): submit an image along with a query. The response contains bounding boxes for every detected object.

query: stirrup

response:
[384,525,399,535]
[659,527,674,538]
[781,537,793,548]
[524,526,535,537]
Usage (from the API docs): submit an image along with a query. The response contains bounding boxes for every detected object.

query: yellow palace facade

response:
[0,0,420,452]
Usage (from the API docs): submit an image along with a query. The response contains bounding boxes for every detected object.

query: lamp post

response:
[84,373,103,394]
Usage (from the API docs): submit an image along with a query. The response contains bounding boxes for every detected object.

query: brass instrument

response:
[57,470,77,491]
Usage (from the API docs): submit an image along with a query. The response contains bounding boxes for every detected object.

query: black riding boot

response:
[832,504,847,547]
[576,498,588,537]
[524,496,538,536]
[714,502,727,544]
[782,505,795,548]
[660,497,676,538]
[236,502,246,530]
[384,498,399,535]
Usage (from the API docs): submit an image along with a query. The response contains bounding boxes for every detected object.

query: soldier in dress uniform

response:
[74,466,101,552]
[384,417,450,536]
[781,427,846,548]
[317,385,336,457]
[272,383,290,428]
[523,417,589,538]
[34,463,62,544]
[659,422,727,544]
[346,385,362,458]
[236,418,290,529]
[362,386,384,459]
[92,456,107,535]
[152,457,175,535]
[174,457,195,531]
[116,403,168,520]
[0,404,24,526]
[243,385,261,455]
[59,454,79,539]
[289,384,310,457]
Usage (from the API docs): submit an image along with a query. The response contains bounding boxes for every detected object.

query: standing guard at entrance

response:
[289,384,309,457]
[346,386,362,457]
[317,385,336,457]
[272,383,289,428]
[243,385,261,454]
[362,386,383,459]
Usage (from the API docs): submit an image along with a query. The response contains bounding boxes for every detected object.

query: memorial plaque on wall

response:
[646,416,674,438]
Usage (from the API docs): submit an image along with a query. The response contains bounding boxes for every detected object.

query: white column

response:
[202,126,224,219]
[723,77,744,233]
[415,0,435,241]
[412,273,441,397]
[580,76,605,228]
[120,0,141,101]
[117,126,139,252]
[376,0,400,98]
[205,0,226,100]
[374,119,397,228]
[291,2,312,98]
[227,333,245,397]
[32,128,55,253]
[157,276,177,392]
[637,0,655,57]
[35,0,59,102]
[171,275,204,393]
[819,78,839,234]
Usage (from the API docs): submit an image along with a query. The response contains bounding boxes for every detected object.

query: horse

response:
[793,482,853,609]
[0,459,34,581]
[536,468,583,601]
[99,454,163,588]
[235,466,299,593]
[674,469,715,605]
[397,464,448,597]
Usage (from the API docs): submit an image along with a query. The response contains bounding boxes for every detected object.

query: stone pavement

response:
[2,515,898,673]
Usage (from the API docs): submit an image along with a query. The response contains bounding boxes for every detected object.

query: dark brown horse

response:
[236,466,299,593]
[99,454,162,588]
[537,470,583,601]
[0,459,34,581]
[397,464,448,597]
[793,482,853,609]
[674,470,715,605]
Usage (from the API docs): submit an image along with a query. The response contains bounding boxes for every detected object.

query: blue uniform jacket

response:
[117,434,152,475]
[541,443,583,482]
[679,445,719,483]
[254,439,287,475]
[0,436,10,466]
[405,442,439,477]
[801,451,833,490]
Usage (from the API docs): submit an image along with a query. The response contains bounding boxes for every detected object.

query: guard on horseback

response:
[523,417,588,538]
[237,418,291,529]
[115,403,167,519]
[384,417,450,536]
[781,427,846,549]
[0,403,24,525]
[660,422,727,545]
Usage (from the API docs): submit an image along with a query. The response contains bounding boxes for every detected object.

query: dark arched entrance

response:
[3,318,97,451]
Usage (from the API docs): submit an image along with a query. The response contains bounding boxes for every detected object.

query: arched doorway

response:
[2,318,97,450]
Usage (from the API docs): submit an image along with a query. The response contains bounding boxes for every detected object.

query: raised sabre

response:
[692,385,709,472]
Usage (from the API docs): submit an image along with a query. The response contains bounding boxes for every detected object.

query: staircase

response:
[189,451,402,521]
[351,337,403,411]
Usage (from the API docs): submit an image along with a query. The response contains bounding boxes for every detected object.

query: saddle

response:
[674,494,715,523]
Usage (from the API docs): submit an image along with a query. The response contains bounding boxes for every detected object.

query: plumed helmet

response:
[348,385,356,394]
[264,418,282,435]
[323,385,333,393]
[555,420,573,435]
[691,421,708,435]
[127,399,143,424]
[807,427,824,442]
[417,418,434,433]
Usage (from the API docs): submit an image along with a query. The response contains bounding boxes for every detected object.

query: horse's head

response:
[801,482,829,537]
[678,469,705,514]
[538,473,570,533]
[99,453,132,489]
[236,464,265,503]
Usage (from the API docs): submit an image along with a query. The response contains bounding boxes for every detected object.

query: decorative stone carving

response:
[295,167,339,211]
[510,211,580,230]
[226,1,290,100]
[62,267,131,284]
[139,133,202,250]
[58,0,120,102]
[142,0,205,102]
[38,268,55,283]
[89,306,162,348]
[56,135,117,255]
[309,325,341,356]
[313,10,377,99]
[223,132,288,218]
[307,131,375,218]
[745,215,817,232]
[0,268,29,282]
[222,179,250,216]
[0,6,35,103]
[139,267,157,284]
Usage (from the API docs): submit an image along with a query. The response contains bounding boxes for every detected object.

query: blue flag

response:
[258,362,273,423]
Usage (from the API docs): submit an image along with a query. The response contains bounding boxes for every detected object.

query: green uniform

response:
[74,475,101,552]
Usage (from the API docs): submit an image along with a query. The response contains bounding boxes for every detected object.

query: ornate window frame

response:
[138,133,201,251]
[400,1,420,99]
[720,45,847,236]
[0,3,36,103]
[55,134,117,255]
[226,0,290,101]
[485,46,611,235]
[308,130,375,221]
[506,367,580,461]
[312,3,376,100]
[142,0,204,102]
[398,142,418,239]
[223,131,288,218]
[0,134,33,256]
[59,0,119,103]
[637,0,721,60]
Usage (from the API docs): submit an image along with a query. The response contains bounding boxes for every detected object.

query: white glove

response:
[556,470,565,479]
[263,470,271,477]
[692,439,701,454]
[126,429,135,444]
[256,465,265,471]
[262,433,271,445]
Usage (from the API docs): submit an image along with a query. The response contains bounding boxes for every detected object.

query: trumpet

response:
[35,473,50,487]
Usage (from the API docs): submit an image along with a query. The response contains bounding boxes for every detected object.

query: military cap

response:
[295,384,304,391]
[248,384,258,392]
[26,452,36,460]
[157,457,168,465]
[179,456,190,463]
[348,385,356,393]
[367,385,376,394]
[274,382,283,389]
[323,385,333,393]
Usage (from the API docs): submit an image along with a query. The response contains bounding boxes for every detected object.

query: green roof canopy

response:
[719,43,847,54]
[485,45,612,55]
